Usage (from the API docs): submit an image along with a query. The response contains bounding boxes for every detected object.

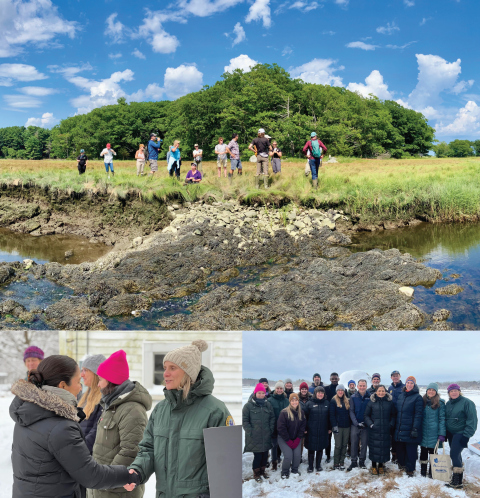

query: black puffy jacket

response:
[242,397,275,453]
[304,397,330,451]
[277,407,306,443]
[329,395,351,429]
[79,402,103,454]
[9,380,130,498]
[394,384,424,444]
[364,393,395,463]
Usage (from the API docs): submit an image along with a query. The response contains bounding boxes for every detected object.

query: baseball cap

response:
[80,149,84,153]
[106,143,111,148]
[310,132,317,137]
[150,133,157,138]
[391,370,400,376]
[191,162,197,167]
[258,128,265,133]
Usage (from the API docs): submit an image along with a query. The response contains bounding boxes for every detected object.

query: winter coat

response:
[308,381,324,394]
[388,381,405,405]
[92,381,152,498]
[267,392,289,437]
[445,395,478,439]
[9,380,130,498]
[329,395,351,429]
[79,402,103,454]
[304,397,330,451]
[299,391,313,410]
[421,397,446,448]
[284,387,295,398]
[364,393,395,463]
[129,366,233,498]
[349,391,371,426]
[243,397,275,453]
[367,385,379,395]
[277,408,307,443]
[394,385,424,444]
[324,383,339,402]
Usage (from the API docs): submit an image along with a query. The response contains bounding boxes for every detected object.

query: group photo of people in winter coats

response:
[242,331,480,497]
[3,336,239,498]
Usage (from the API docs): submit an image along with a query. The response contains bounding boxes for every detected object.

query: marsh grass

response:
[2,157,480,221]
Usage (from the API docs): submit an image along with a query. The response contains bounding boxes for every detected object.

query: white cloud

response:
[132,48,146,59]
[452,79,474,94]
[163,65,203,99]
[376,22,400,35]
[224,54,259,73]
[347,70,393,99]
[245,0,271,28]
[335,0,349,5]
[436,101,480,136]
[25,112,57,128]
[290,58,344,86]
[386,41,416,49]
[133,11,181,54]
[346,41,379,51]
[323,30,336,35]
[230,22,246,46]
[404,0,414,6]
[420,17,432,26]
[289,1,320,11]
[0,63,47,86]
[3,94,42,108]
[396,98,412,109]
[108,52,122,59]
[0,0,77,58]
[18,86,57,96]
[419,106,441,120]
[105,13,125,44]
[282,46,293,56]
[177,0,244,17]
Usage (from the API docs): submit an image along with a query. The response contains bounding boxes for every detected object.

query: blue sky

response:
[0,0,478,143]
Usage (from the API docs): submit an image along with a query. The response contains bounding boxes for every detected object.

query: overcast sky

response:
[243,331,479,384]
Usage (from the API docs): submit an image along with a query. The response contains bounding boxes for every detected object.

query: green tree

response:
[449,139,474,157]
[432,141,452,158]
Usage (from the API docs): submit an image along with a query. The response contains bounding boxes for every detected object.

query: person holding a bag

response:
[302,132,327,189]
[329,384,351,470]
[445,383,478,489]
[277,392,307,479]
[304,386,330,473]
[420,382,446,478]
[393,376,423,477]
[248,128,272,189]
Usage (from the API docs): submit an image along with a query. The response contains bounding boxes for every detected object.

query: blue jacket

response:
[349,391,371,426]
[330,396,351,429]
[308,382,324,394]
[421,397,446,448]
[394,385,424,444]
[388,381,405,405]
[79,403,103,454]
[148,139,161,160]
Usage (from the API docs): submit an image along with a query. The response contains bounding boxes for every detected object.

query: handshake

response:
[123,469,140,491]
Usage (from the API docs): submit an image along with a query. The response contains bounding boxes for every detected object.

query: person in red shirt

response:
[303,132,327,189]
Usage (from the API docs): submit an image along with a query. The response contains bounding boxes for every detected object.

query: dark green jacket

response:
[92,381,152,498]
[243,397,275,453]
[421,398,446,449]
[267,392,289,437]
[445,395,478,439]
[129,366,232,498]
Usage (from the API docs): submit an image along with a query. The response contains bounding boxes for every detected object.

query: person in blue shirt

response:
[147,133,162,177]
[167,140,181,179]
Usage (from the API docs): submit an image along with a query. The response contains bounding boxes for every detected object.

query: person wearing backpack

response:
[77,149,88,175]
[302,132,327,189]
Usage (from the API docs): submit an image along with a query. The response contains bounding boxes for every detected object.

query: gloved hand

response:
[438,435,446,443]
[333,426,339,434]
[410,428,418,439]
[286,438,301,450]
[358,422,365,429]
[370,424,374,429]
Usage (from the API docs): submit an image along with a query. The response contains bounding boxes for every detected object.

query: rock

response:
[321,219,335,230]
[399,286,414,298]
[432,309,450,322]
[287,212,297,221]
[172,204,180,210]
[103,294,151,317]
[371,304,424,330]
[65,250,74,258]
[23,259,35,270]
[294,220,306,229]
[234,227,241,235]
[23,220,42,233]
[45,298,107,330]
[0,265,15,284]
[194,229,203,236]
[286,224,296,232]
[113,258,121,268]
[223,240,229,245]
[167,206,175,212]
[435,284,464,296]
[133,236,143,247]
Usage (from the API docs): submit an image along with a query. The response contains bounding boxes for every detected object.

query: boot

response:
[371,465,378,476]
[347,461,358,472]
[265,459,270,468]
[406,471,415,478]
[359,461,366,469]
[260,466,269,479]
[281,471,289,479]
[255,176,260,189]
[398,463,406,472]
[316,453,323,472]
[312,179,318,189]
[428,463,432,479]
[263,175,269,189]
[111,171,114,177]
[391,452,397,464]
[446,467,464,489]
[378,465,384,475]
[307,453,314,473]
[253,468,262,483]
[271,460,278,472]
[420,461,428,477]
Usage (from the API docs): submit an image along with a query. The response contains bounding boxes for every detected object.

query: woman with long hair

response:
[79,354,106,454]
[277,392,307,479]
[125,340,234,498]
[9,355,134,498]
[329,384,351,471]
[419,382,446,478]
[304,386,330,473]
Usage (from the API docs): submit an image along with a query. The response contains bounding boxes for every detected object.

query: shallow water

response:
[0,228,111,265]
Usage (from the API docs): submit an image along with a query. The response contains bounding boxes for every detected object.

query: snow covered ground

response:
[0,392,157,498]
[242,387,480,497]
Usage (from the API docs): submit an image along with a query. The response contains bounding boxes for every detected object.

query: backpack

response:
[144,143,149,161]
[311,139,322,158]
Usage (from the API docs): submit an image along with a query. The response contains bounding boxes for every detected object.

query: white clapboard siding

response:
[59,331,242,424]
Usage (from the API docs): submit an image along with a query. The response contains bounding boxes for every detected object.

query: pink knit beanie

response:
[97,350,129,385]
[254,383,266,394]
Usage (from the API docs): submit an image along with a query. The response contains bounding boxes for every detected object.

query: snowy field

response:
[0,391,157,498]
[242,387,480,498]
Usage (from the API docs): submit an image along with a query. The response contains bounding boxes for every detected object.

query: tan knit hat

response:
[163,340,208,382]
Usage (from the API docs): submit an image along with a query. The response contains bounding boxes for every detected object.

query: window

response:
[154,354,165,385]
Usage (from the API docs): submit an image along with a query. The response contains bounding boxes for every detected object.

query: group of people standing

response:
[11,340,233,498]
[243,370,477,490]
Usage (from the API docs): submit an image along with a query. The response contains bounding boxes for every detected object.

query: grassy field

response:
[1,157,480,222]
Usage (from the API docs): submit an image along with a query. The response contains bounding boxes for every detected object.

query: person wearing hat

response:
[393,376,423,477]
[135,144,146,176]
[267,381,289,471]
[348,379,370,471]
[79,354,106,457]
[125,340,234,497]
[347,380,357,398]
[226,133,242,177]
[249,377,271,400]
[309,373,323,394]
[184,162,202,184]
[364,384,395,476]
[192,143,203,175]
[419,382,446,479]
[215,136,228,178]
[444,383,478,489]
[303,386,330,473]
[368,373,381,395]
[269,140,282,175]
[243,383,276,482]
[147,133,163,177]
[167,139,181,179]
[324,372,340,463]
[387,370,404,463]
[284,378,294,398]
[100,143,116,178]
[302,132,327,189]
[248,128,272,189]
[92,350,152,498]
[329,384,351,470]
[23,345,44,378]
[298,382,313,463]
[77,149,88,175]
[277,392,307,478]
